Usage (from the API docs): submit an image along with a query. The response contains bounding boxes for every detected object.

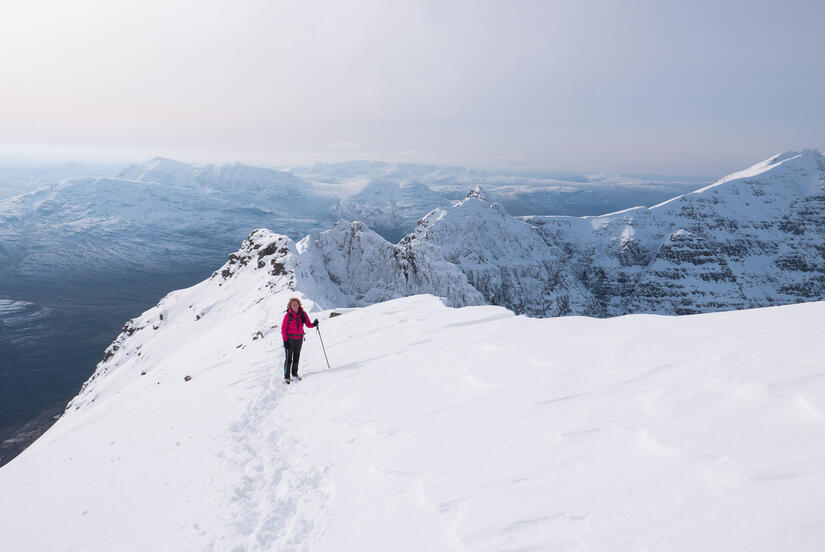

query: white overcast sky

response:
[1,0,823,175]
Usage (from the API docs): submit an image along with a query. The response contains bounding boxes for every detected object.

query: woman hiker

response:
[281,297,319,384]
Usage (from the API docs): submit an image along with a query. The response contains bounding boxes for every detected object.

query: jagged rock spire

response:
[466,185,490,201]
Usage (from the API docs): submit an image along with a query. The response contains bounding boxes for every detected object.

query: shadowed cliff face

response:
[523,150,825,316]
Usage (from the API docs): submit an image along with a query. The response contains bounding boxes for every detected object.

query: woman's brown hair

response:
[286,297,302,311]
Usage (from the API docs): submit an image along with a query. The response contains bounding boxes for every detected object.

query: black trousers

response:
[284,337,303,378]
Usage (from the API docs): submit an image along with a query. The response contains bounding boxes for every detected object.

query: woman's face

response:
[291,300,299,311]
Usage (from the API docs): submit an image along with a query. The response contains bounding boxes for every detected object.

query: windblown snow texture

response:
[1,286,824,550]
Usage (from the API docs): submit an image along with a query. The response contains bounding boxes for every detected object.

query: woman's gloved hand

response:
[313,319,319,327]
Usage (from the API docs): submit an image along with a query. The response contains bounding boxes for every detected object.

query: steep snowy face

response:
[68,228,307,413]
[403,191,596,316]
[529,149,825,315]
[292,220,485,309]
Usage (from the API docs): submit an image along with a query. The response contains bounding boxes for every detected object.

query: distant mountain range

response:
[0,157,706,282]
[212,150,825,317]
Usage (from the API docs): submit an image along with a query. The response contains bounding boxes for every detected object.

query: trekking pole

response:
[316,326,331,370]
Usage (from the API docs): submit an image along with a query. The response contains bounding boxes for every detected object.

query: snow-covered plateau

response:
[1,227,824,549]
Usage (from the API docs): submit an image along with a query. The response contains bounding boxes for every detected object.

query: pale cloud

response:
[497,156,529,167]
[0,0,823,175]
[330,141,358,150]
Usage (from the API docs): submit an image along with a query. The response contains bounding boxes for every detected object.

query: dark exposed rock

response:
[256,241,282,259]
[101,345,118,362]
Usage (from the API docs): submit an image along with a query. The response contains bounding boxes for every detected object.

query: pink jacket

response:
[281,308,314,341]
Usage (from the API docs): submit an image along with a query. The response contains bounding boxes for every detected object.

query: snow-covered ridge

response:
[2,285,825,549]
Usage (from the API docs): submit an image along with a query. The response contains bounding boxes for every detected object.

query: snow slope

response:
[1,234,825,550]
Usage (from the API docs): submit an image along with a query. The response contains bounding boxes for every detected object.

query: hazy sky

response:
[1,0,823,175]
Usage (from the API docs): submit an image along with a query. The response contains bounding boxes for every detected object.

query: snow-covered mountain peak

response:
[331,218,372,232]
[453,185,513,218]
[767,148,824,167]
[118,157,196,186]
[705,148,824,191]
[466,184,490,200]
[302,219,391,257]
[212,229,295,289]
